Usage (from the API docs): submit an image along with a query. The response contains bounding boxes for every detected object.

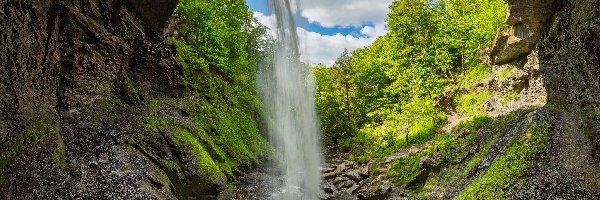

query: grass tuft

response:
[456,91,493,117]
[456,115,551,199]
[1,118,59,185]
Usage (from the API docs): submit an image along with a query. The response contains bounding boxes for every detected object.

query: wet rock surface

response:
[0,0,184,198]
[0,0,599,199]
[223,145,402,200]
[217,171,284,200]
[538,0,600,112]
[509,110,600,199]
[320,146,413,200]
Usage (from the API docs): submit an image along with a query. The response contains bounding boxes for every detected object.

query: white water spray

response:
[258,0,322,199]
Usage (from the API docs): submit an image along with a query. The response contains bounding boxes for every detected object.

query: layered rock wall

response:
[0,0,181,198]
[538,0,600,112]
[492,0,600,112]
[0,0,180,138]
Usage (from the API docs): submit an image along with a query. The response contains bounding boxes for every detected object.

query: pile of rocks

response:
[321,161,374,199]
[320,143,433,200]
[319,148,405,200]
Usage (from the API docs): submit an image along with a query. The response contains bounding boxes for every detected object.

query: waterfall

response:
[258,0,323,199]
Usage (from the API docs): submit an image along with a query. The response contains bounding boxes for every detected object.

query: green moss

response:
[172,128,226,185]
[149,99,160,111]
[501,91,520,105]
[139,98,273,184]
[124,74,143,103]
[453,116,492,134]
[159,158,181,174]
[52,127,67,169]
[126,74,140,96]
[197,131,236,177]
[457,91,493,117]
[456,115,551,199]
[460,64,491,89]
[498,67,513,81]
[389,110,542,198]
[147,114,170,133]
[93,95,124,121]
[190,101,273,165]
[387,132,475,189]
[0,118,59,185]
[52,145,66,169]
[25,119,57,146]
[435,133,473,163]
[460,135,500,177]
[388,154,421,187]
[371,162,382,175]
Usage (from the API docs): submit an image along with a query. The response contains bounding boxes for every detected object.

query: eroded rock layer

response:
[0,0,181,198]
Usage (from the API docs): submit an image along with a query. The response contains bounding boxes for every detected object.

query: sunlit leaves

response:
[314,0,507,154]
[175,0,271,92]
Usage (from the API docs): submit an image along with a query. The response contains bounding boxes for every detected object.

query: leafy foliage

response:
[156,0,275,185]
[314,0,507,159]
[0,118,59,185]
[456,91,493,116]
[457,115,552,199]
[173,0,271,97]
[314,50,363,141]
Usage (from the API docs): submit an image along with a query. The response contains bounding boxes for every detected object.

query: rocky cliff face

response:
[0,0,183,198]
[492,0,600,111]
[490,0,558,65]
[320,0,600,199]
[496,0,600,154]
[538,0,600,171]
[538,0,600,112]
[483,0,600,197]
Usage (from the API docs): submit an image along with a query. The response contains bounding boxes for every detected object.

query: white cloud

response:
[300,0,394,28]
[297,27,377,66]
[253,11,276,36]
[295,0,393,65]
[252,0,393,66]
[360,23,388,38]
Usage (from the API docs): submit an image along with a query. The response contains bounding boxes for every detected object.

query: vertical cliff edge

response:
[0,0,185,198]
[0,0,275,198]
[1,0,599,199]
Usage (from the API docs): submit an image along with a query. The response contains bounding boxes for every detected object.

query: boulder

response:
[347,184,360,194]
[126,0,179,32]
[323,172,337,180]
[490,0,560,64]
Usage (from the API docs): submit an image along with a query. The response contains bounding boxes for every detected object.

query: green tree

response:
[314,50,359,142]
[315,0,507,155]
[166,0,275,181]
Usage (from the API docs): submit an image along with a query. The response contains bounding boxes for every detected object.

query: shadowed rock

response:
[127,0,179,33]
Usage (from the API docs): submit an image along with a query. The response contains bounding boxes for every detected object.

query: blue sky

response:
[246,0,393,66]
[247,0,361,36]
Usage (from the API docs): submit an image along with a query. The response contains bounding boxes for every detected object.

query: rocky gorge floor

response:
[320,146,394,200]
[222,108,600,200]
[219,144,412,200]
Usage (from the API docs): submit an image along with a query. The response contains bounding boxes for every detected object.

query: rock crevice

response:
[0,0,181,198]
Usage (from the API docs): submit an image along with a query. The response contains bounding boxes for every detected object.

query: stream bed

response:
[218,146,396,200]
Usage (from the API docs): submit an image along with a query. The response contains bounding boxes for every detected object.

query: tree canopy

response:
[314,0,507,155]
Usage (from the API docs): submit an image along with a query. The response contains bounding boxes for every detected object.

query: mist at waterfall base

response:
[257,0,323,199]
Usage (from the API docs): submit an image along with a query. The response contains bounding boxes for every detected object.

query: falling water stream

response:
[258,0,323,199]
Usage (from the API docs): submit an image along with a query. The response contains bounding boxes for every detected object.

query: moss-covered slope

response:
[0,0,273,199]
